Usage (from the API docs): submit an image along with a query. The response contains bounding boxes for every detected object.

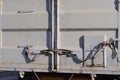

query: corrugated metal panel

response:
[0,0,119,75]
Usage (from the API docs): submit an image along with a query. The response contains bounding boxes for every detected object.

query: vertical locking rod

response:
[54,0,60,71]
[52,0,55,49]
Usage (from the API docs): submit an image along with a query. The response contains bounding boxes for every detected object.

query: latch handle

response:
[18,45,40,62]
[40,49,72,55]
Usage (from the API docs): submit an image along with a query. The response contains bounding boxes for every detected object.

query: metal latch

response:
[25,45,39,62]
[40,49,73,72]
[92,38,117,59]
[40,49,73,55]
[41,49,85,62]
[87,38,118,67]
[18,45,40,62]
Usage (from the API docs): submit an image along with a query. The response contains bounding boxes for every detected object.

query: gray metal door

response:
[0,0,52,72]
[0,0,119,74]
[57,0,118,73]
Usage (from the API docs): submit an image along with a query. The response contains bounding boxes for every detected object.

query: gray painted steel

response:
[0,0,119,75]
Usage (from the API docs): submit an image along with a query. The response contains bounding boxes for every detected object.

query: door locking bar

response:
[40,49,73,71]
[88,38,118,67]
[40,49,73,55]
[92,38,118,59]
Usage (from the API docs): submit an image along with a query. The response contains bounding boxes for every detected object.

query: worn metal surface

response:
[0,0,119,75]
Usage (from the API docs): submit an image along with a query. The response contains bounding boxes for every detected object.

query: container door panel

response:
[0,0,52,71]
[58,0,118,71]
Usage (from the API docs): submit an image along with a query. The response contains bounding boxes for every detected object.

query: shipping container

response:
[0,0,120,79]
